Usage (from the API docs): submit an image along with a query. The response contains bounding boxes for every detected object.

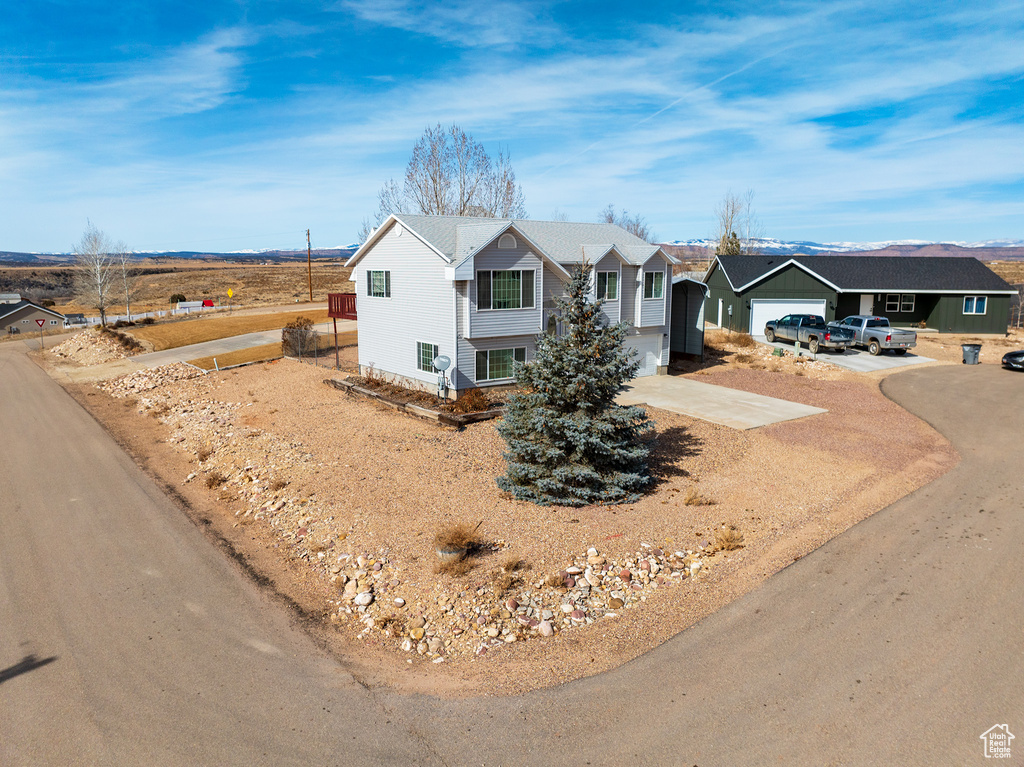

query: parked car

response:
[763,314,855,354]
[63,313,87,328]
[1002,350,1024,371]
[831,315,917,356]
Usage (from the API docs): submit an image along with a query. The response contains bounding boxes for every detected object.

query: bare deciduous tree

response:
[113,243,137,322]
[714,190,764,255]
[359,124,527,241]
[599,204,655,243]
[73,222,117,327]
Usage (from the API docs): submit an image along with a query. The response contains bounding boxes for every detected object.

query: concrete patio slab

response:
[617,375,827,429]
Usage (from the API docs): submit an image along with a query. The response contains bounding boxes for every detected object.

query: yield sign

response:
[35,319,45,327]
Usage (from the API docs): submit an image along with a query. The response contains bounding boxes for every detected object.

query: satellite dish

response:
[432,354,451,371]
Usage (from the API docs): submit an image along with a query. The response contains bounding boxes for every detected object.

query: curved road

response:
[2,339,1021,764]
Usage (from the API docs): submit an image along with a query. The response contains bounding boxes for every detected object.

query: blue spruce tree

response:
[496,263,653,506]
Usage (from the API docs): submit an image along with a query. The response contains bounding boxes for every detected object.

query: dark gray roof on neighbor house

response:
[388,214,673,267]
[715,255,1015,293]
[0,299,66,321]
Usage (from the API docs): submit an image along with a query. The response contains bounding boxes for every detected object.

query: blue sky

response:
[1,0,1023,253]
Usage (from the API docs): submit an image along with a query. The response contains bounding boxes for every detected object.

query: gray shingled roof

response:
[394,214,669,266]
[0,299,66,321]
[717,255,1014,293]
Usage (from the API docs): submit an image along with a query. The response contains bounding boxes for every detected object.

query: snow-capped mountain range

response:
[662,238,1024,255]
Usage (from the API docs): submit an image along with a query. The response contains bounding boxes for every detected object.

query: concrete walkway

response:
[618,374,826,429]
[753,336,935,373]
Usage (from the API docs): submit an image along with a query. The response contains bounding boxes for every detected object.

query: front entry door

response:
[859,294,873,314]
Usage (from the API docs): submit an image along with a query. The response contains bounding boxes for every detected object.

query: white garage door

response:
[749,299,827,336]
[625,334,662,377]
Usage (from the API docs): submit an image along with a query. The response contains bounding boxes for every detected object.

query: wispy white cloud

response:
[336,0,559,47]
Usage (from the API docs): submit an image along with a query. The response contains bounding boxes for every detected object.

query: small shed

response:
[670,275,708,359]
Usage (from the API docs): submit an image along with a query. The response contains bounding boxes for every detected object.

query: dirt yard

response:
[41,333,960,698]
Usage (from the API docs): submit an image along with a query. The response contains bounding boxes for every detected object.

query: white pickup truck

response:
[831,315,917,356]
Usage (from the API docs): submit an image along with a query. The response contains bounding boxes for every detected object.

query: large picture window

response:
[963,296,988,315]
[596,271,618,300]
[643,270,664,299]
[477,270,535,310]
[475,347,526,381]
[367,270,391,298]
[416,341,438,372]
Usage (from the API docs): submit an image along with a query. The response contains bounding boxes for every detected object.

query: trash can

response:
[961,343,981,365]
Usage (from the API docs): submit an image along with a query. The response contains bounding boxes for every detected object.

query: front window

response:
[885,294,899,312]
[416,342,438,373]
[596,271,618,300]
[367,270,391,298]
[643,270,664,299]
[475,347,526,381]
[477,270,535,310]
[900,294,915,313]
[964,296,988,315]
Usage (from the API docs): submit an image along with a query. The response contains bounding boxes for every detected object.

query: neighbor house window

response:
[643,270,664,299]
[885,294,900,312]
[367,270,391,298]
[964,296,988,315]
[900,294,915,313]
[596,271,618,300]
[477,270,534,310]
[417,342,438,373]
[497,233,517,249]
[475,347,526,381]
[50,320,58,325]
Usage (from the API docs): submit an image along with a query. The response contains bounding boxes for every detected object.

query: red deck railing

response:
[328,293,357,320]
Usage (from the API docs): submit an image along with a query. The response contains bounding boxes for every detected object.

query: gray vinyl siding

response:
[452,334,535,392]
[639,257,669,327]
[620,265,638,326]
[541,264,563,309]
[594,253,622,325]
[468,243,543,338]
[351,224,454,386]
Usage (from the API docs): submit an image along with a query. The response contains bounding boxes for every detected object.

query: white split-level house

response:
[345,214,680,398]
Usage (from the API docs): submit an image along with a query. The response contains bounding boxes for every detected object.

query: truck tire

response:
[808,338,820,354]
[765,328,775,343]
[868,339,881,356]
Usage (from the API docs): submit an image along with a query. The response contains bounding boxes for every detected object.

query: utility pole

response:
[306,229,313,303]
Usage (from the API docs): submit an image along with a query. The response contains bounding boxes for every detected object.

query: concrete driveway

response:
[754,336,934,373]
[618,373,826,429]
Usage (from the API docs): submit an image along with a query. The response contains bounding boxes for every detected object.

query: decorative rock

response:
[566,566,582,575]
[354,592,374,606]
[537,620,554,637]
[426,637,443,654]
[619,569,632,582]
[394,598,406,607]
[410,616,426,629]
[608,598,624,609]
[410,627,425,640]
[504,634,517,643]
[400,638,413,652]
[541,609,554,621]
[571,610,586,620]
[486,627,500,638]
[586,547,598,557]
[417,641,427,655]
[560,603,574,613]
[505,598,519,611]
[587,555,605,566]
[476,616,487,626]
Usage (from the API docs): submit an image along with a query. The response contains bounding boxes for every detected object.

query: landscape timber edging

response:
[323,378,503,428]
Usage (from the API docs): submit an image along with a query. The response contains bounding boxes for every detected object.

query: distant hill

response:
[661,239,1024,261]
[0,247,356,265]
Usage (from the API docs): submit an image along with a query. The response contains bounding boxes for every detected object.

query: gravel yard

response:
[48,327,957,697]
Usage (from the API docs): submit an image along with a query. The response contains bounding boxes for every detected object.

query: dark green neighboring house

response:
[704,255,1015,335]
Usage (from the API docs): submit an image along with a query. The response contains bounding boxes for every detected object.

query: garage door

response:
[624,334,662,377]
[749,299,827,336]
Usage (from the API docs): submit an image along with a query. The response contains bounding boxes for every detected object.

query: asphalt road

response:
[2,338,1021,765]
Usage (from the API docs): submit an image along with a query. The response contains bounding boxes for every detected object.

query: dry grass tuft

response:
[492,571,521,597]
[733,332,756,348]
[683,486,716,506]
[452,387,492,414]
[733,353,755,364]
[151,403,170,419]
[433,521,485,553]
[205,470,226,489]
[715,525,745,551]
[436,558,475,577]
[269,478,288,492]
[501,554,529,573]
[197,446,213,462]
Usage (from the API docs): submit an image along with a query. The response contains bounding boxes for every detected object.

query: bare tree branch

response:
[73,222,117,326]
[714,190,764,255]
[598,204,654,243]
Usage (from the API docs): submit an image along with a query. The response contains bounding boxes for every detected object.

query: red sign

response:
[35,319,45,327]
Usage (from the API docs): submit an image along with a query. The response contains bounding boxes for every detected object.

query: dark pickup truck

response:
[763,314,855,354]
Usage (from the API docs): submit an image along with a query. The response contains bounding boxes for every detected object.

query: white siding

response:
[468,242,543,338]
[638,256,669,327]
[351,223,454,387]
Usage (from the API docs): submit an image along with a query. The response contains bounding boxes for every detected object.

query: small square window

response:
[416,342,438,373]
[964,296,987,315]
[367,270,391,298]
[900,294,915,313]
[885,294,900,313]
[475,347,526,381]
[596,272,618,300]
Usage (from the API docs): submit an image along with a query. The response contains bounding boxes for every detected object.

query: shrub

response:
[714,525,745,551]
[170,293,186,304]
[139,316,156,325]
[683,486,716,506]
[433,521,485,554]
[282,316,315,356]
[205,471,226,489]
[452,387,491,414]
[197,446,212,462]
[492,571,520,597]
[733,332,756,348]
[41,299,56,307]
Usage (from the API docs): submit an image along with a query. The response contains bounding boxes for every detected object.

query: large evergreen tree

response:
[496,264,654,506]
